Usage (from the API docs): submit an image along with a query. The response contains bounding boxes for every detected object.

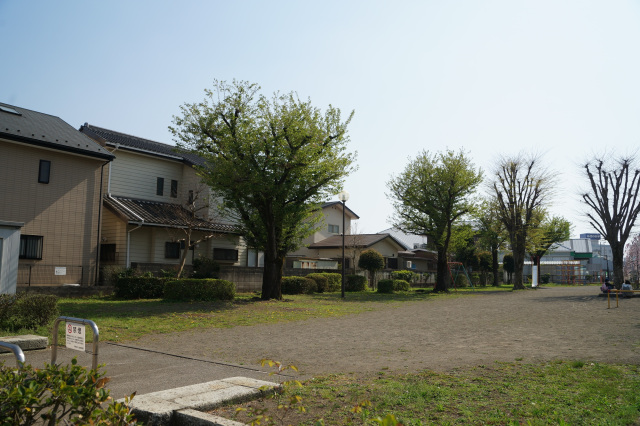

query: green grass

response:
[214,360,640,425]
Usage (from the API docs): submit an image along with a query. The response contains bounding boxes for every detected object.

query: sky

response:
[2,0,640,238]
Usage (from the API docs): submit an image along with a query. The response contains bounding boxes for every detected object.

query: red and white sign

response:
[66,322,85,351]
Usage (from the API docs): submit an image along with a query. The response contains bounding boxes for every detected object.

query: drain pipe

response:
[107,195,144,268]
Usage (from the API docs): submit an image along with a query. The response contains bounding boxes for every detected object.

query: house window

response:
[386,257,398,269]
[188,190,194,204]
[19,235,43,260]
[171,180,178,198]
[38,160,51,184]
[156,177,164,196]
[100,244,116,262]
[213,248,238,262]
[165,242,181,259]
[328,224,340,234]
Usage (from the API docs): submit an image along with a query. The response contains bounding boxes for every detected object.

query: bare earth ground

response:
[133,286,640,378]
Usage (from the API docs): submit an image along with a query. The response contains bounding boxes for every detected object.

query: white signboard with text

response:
[66,322,85,351]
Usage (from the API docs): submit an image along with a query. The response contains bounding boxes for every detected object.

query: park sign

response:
[580,233,601,240]
[66,322,85,351]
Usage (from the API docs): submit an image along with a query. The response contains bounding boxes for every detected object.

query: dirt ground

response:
[133,286,640,378]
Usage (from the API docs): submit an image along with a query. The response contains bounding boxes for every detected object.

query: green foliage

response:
[318,273,342,292]
[358,250,384,272]
[377,279,395,293]
[191,257,220,279]
[393,279,410,291]
[503,253,515,274]
[391,270,415,283]
[0,293,58,331]
[0,358,138,425]
[281,277,317,295]
[306,273,329,293]
[171,80,356,300]
[541,274,551,284]
[114,276,168,299]
[455,273,470,288]
[164,279,235,301]
[345,275,368,292]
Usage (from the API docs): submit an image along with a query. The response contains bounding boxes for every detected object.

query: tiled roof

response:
[104,196,238,233]
[309,233,404,249]
[80,124,205,166]
[0,103,114,160]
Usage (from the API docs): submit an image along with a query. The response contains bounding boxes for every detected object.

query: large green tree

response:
[387,149,483,292]
[582,155,640,287]
[171,80,356,299]
[475,198,508,286]
[491,153,554,289]
[526,213,571,283]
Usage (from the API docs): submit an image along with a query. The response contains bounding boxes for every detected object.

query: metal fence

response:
[18,264,84,286]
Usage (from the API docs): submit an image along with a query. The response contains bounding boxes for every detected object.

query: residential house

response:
[79,124,244,273]
[378,227,437,273]
[0,103,114,287]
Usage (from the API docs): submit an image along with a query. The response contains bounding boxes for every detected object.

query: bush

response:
[0,293,58,331]
[164,279,235,301]
[377,279,395,293]
[455,273,469,288]
[281,277,317,295]
[319,273,342,292]
[306,273,329,293]
[541,274,551,284]
[394,279,410,291]
[345,275,367,292]
[114,276,168,299]
[191,257,220,279]
[392,270,415,283]
[0,358,138,425]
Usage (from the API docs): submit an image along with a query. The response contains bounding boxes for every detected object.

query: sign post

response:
[52,316,99,370]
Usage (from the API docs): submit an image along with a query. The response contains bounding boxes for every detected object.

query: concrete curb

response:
[124,376,278,425]
[0,334,48,353]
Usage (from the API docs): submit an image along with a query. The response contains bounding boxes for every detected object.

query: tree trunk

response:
[491,246,499,286]
[611,242,625,288]
[434,246,449,292]
[262,255,284,300]
[176,232,191,279]
[512,241,526,290]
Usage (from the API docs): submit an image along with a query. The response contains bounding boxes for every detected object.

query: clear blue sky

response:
[3,0,640,237]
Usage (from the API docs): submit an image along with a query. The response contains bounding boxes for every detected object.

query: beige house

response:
[0,103,115,286]
[80,124,244,272]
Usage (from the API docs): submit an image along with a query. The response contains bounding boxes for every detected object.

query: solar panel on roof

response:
[0,105,21,115]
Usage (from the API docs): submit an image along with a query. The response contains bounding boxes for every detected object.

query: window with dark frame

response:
[38,160,50,184]
[165,241,180,259]
[386,257,398,269]
[156,177,164,196]
[100,244,116,262]
[328,224,339,234]
[213,248,238,262]
[19,235,43,259]
[171,180,178,198]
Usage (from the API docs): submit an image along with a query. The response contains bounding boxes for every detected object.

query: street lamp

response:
[604,254,610,279]
[337,190,349,299]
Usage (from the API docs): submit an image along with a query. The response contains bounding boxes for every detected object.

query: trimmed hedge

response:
[114,277,168,299]
[306,273,329,293]
[377,279,410,293]
[345,275,367,292]
[0,293,58,331]
[164,279,235,301]
[282,277,317,295]
[393,279,410,291]
[320,273,342,292]
[392,270,415,283]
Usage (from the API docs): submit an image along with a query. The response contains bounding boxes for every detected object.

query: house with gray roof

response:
[0,103,114,287]
[80,124,244,272]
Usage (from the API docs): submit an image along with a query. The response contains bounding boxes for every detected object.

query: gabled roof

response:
[0,102,114,161]
[309,233,404,249]
[321,201,360,219]
[104,195,238,233]
[80,124,205,167]
[378,227,429,251]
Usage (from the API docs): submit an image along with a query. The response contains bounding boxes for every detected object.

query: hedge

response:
[0,293,58,331]
[345,275,367,292]
[320,273,342,292]
[392,270,415,283]
[377,279,395,293]
[114,276,168,299]
[164,279,235,301]
[282,277,317,295]
[306,273,329,293]
[393,279,410,291]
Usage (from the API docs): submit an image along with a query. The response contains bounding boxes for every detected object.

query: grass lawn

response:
[214,360,640,425]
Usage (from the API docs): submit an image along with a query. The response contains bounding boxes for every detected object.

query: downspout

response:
[95,159,111,286]
[107,195,144,268]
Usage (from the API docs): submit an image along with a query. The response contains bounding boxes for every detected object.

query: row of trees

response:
[171,79,640,299]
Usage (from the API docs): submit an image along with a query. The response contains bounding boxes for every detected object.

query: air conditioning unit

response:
[406,261,412,269]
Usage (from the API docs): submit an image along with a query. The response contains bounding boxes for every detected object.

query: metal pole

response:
[52,316,100,370]
[341,199,346,299]
[0,341,25,368]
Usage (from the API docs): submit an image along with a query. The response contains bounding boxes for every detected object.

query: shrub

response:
[319,273,342,292]
[345,275,367,292]
[164,279,235,301]
[377,279,395,293]
[541,274,551,284]
[0,293,58,331]
[392,270,415,283]
[281,277,317,295]
[0,358,138,425]
[394,279,410,291]
[114,276,167,299]
[358,250,384,289]
[191,257,220,279]
[306,273,329,293]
